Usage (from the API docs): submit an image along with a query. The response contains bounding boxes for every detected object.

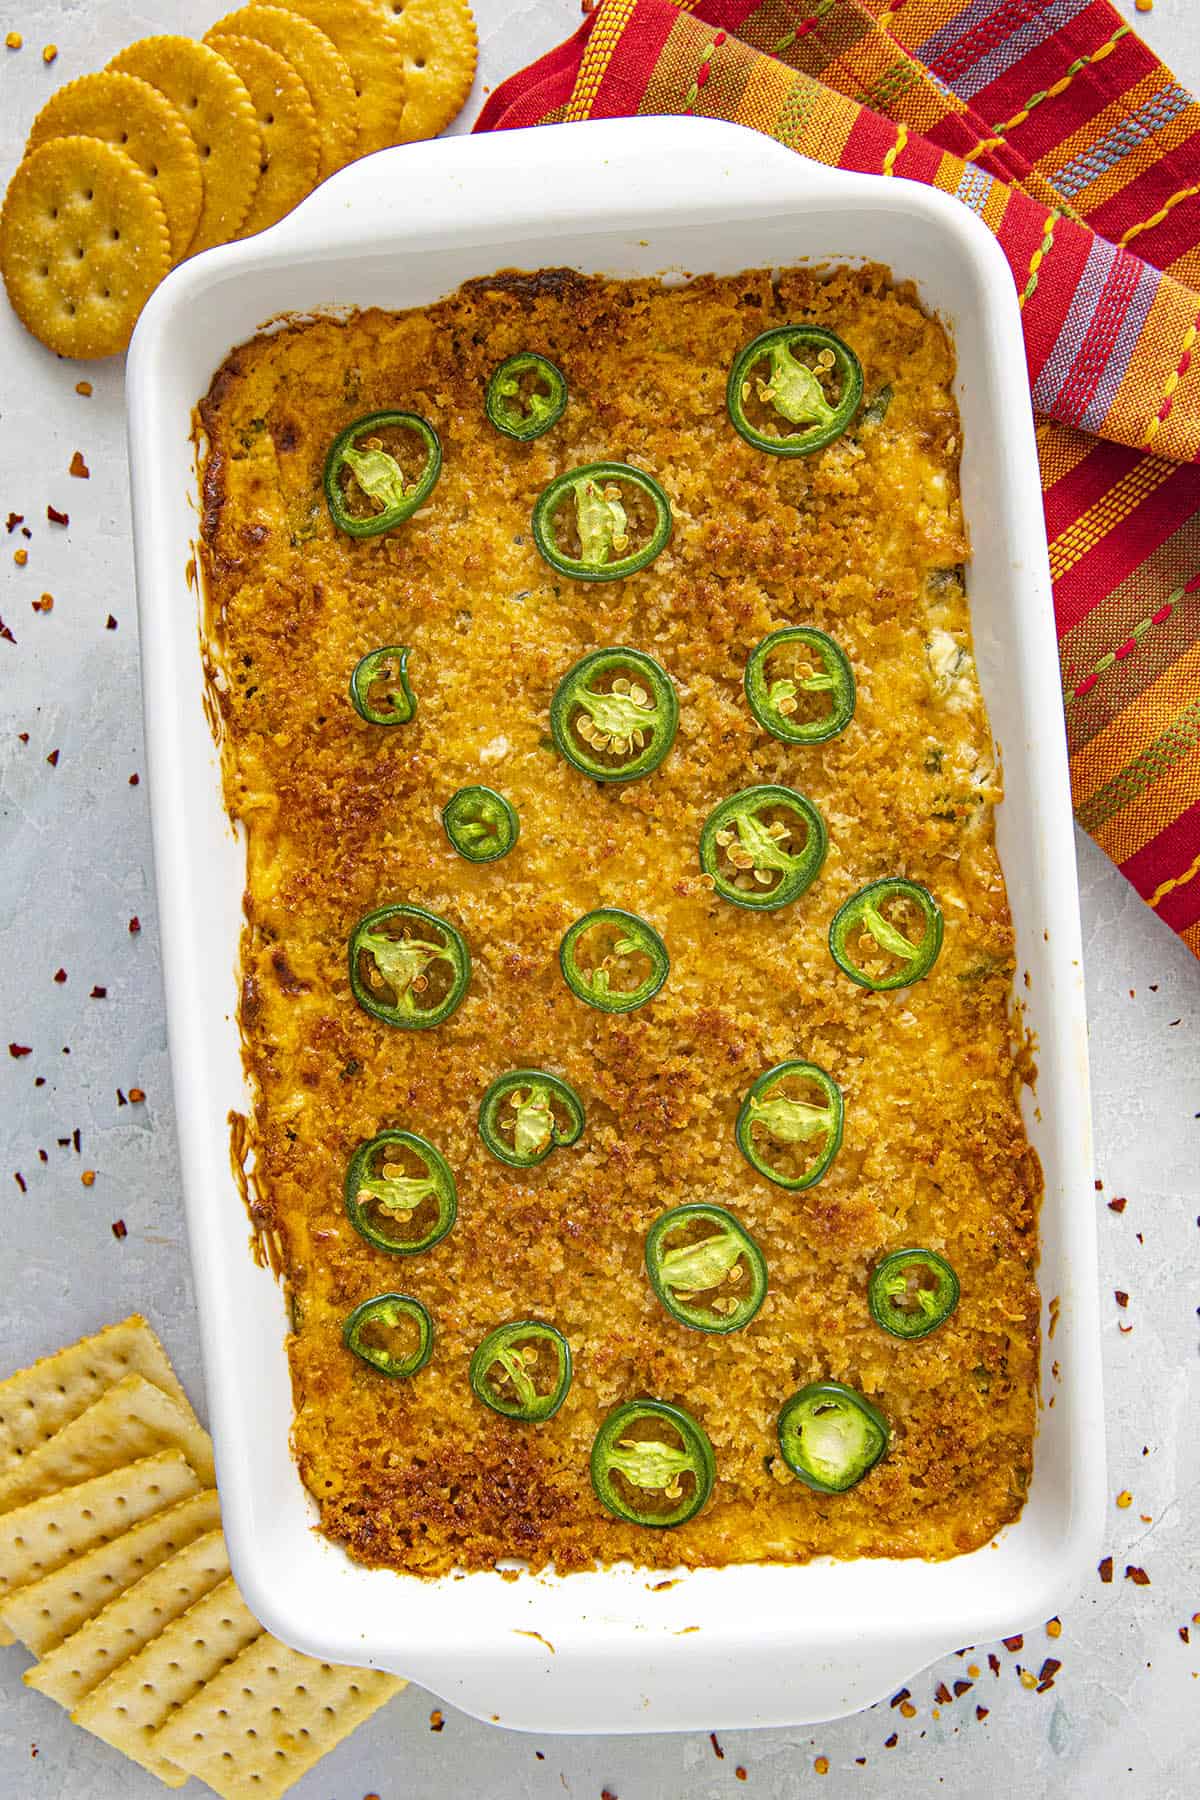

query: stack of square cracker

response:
[0,1316,403,1797]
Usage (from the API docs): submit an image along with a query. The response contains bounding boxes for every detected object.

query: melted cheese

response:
[198,265,1041,1578]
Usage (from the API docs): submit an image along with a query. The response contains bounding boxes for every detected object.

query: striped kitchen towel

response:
[477,0,1200,957]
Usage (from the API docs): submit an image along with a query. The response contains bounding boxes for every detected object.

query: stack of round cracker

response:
[1,0,477,359]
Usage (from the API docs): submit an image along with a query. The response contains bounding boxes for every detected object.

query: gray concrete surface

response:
[1,2,1197,1794]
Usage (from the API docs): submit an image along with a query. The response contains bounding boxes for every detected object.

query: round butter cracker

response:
[25,71,203,262]
[206,4,358,178]
[0,136,172,359]
[372,0,477,142]
[205,35,320,236]
[108,36,261,254]
[284,0,407,155]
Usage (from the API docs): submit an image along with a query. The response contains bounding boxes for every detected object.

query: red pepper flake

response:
[602,1790,620,1799]
[1036,1658,1062,1689]
[32,593,53,612]
[934,1681,953,1705]
[1114,1290,1129,1308]
[855,1758,867,1767]
[46,749,59,766]
[735,1771,747,1784]
[46,505,69,526]
[129,1087,146,1103]
[111,1219,127,1240]
[117,1089,127,1106]
[1094,1178,1103,1191]
[884,1734,898,1749]
[72,1127,81,1153]
[129,916,141,934]
[53,968,67,983]
[34,1076,44,1087]
[1002,1635,1023,1653]
[953,1679,973,1697]
[1099,1557,1113,1583]
[0,617,16,645]
[976,1703,991,1720]
[106,615,118,630]
[5,513,22,533]
[890,1688,910,1708]
[1180,1627,1191,1645]
[1125,1566,1151,1586]
[76,381,92,397]
[1108,1197,1127,1213]
[18,732,28,742]
[710,1732,724,1760]
[429,1709,444,1732]
[81,1170,96,1187]
[14,1172,27,1193]
[90,986,107,999]
[1119,1322,1134,1335]
[9,1044,32,1058]
[128,772,140,786]
[69,451,90,478]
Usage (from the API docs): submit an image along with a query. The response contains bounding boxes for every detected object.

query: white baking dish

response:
[128,116,1102,1734]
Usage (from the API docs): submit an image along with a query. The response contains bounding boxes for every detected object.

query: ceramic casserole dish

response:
[127,115,1103,1734]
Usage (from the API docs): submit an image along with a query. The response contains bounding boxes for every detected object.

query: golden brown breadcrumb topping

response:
[197,264,1040,1576]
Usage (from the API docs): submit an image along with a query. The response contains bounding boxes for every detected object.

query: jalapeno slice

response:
[442,786,519,863]
[323,410,442,537]
[349,645,416,726]
[344,1129,457,1254]
[777,1381,889,1493]
[736,1060,843,1192]
[645,1203,767,1335]
[559,907,669,1013]
[348,903,470,1029]
[727,326,863,457]
[532,462,672,582]
[343,1293,433,1378]
[590,1400,715,1528]
[469,1320,572,1421]
[699,784,827,910]
[485,352,567,442]
[478,1069,585,1168]
[744,627,855,746]
[829,878,943,990]
[869,1248,959,1340]
[550,647,678,783]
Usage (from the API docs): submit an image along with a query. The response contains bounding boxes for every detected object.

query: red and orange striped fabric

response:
[477,0,1200,958]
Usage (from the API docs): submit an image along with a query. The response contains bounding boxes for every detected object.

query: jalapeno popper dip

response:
[197,264,1042,1577]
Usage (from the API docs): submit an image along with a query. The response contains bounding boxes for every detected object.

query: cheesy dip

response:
[197,264,1041,1577]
